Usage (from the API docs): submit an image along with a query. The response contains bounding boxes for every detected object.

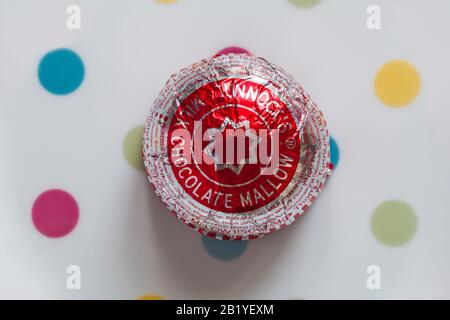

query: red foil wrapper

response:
[143,54,332,240]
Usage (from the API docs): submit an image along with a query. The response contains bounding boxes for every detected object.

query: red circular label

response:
[168,78,300,213]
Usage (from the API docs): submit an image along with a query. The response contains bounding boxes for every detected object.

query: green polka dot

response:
[123,125,145,171]
[288,0,321,9]
[371,200,417,246]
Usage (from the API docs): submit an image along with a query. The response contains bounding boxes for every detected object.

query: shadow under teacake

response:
[119,159,338,299]
[145,191,322,299]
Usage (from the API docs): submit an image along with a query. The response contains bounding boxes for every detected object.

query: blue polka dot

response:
[202,236,248,261]
[38,48,84,95]
[329,136,340,168]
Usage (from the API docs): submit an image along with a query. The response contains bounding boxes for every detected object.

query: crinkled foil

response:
[143,54,332,240]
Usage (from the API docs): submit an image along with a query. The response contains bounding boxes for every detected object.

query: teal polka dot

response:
[329,136,340,169]
[38,48,84,95]
[202,236,248,261]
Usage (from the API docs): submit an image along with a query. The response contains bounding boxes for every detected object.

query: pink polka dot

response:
[32,189,79,238]
[215,46,251,56]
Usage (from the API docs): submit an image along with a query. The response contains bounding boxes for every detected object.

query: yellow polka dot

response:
[137,294,164,300]
[375,60,421,107]
[156,0,178,4]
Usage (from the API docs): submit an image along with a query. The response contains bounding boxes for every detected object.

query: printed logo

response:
[366,5,381,30]
[66,5,81,30]
[366,264,382,290]
[66,265,81,290]
[168,79,300,213]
